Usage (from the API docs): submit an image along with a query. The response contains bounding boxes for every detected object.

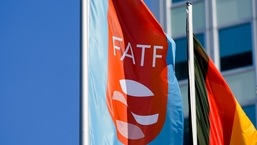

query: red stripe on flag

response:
[206,60,236,145]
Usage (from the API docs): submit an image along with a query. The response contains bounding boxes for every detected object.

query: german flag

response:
[194,36,257,145]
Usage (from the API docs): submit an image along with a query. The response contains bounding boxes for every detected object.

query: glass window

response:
[171,1,205,37]
[174,34,204,80]
[219,22,253,71]
[144,0,160,21]
[172,0,203,4]
[183,118,192,145]
[171,6,186,37]
[216,0,252,26]
[172,0,186,3]
[243,105,256,127]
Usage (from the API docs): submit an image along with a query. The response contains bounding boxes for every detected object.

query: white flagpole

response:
[186,2,197,145]
[82,0,89,145]
[166,0,172,36]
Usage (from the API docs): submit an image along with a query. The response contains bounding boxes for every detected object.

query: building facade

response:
[145,0,257,144]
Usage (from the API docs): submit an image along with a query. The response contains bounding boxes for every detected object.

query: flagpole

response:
[82,0,89,144]
[186,2,197,145]
[166,0,172,36]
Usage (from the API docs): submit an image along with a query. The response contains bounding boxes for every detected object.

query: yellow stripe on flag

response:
[230,102,257,145]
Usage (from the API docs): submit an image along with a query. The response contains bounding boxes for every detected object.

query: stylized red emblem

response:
[107,76,168,144]
[107,0,169,144]
[114,79,158,135]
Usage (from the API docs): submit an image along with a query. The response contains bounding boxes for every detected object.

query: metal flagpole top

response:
[186,1,192,6]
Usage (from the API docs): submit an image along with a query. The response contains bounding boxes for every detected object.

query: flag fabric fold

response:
[194,36,257,145]
[89,0,183,144]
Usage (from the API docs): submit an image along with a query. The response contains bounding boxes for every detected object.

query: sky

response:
[0,0,81,145]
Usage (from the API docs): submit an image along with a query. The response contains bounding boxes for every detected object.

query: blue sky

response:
[0,0,81,145]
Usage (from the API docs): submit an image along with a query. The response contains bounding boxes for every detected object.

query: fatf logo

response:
[112,79,159,140]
